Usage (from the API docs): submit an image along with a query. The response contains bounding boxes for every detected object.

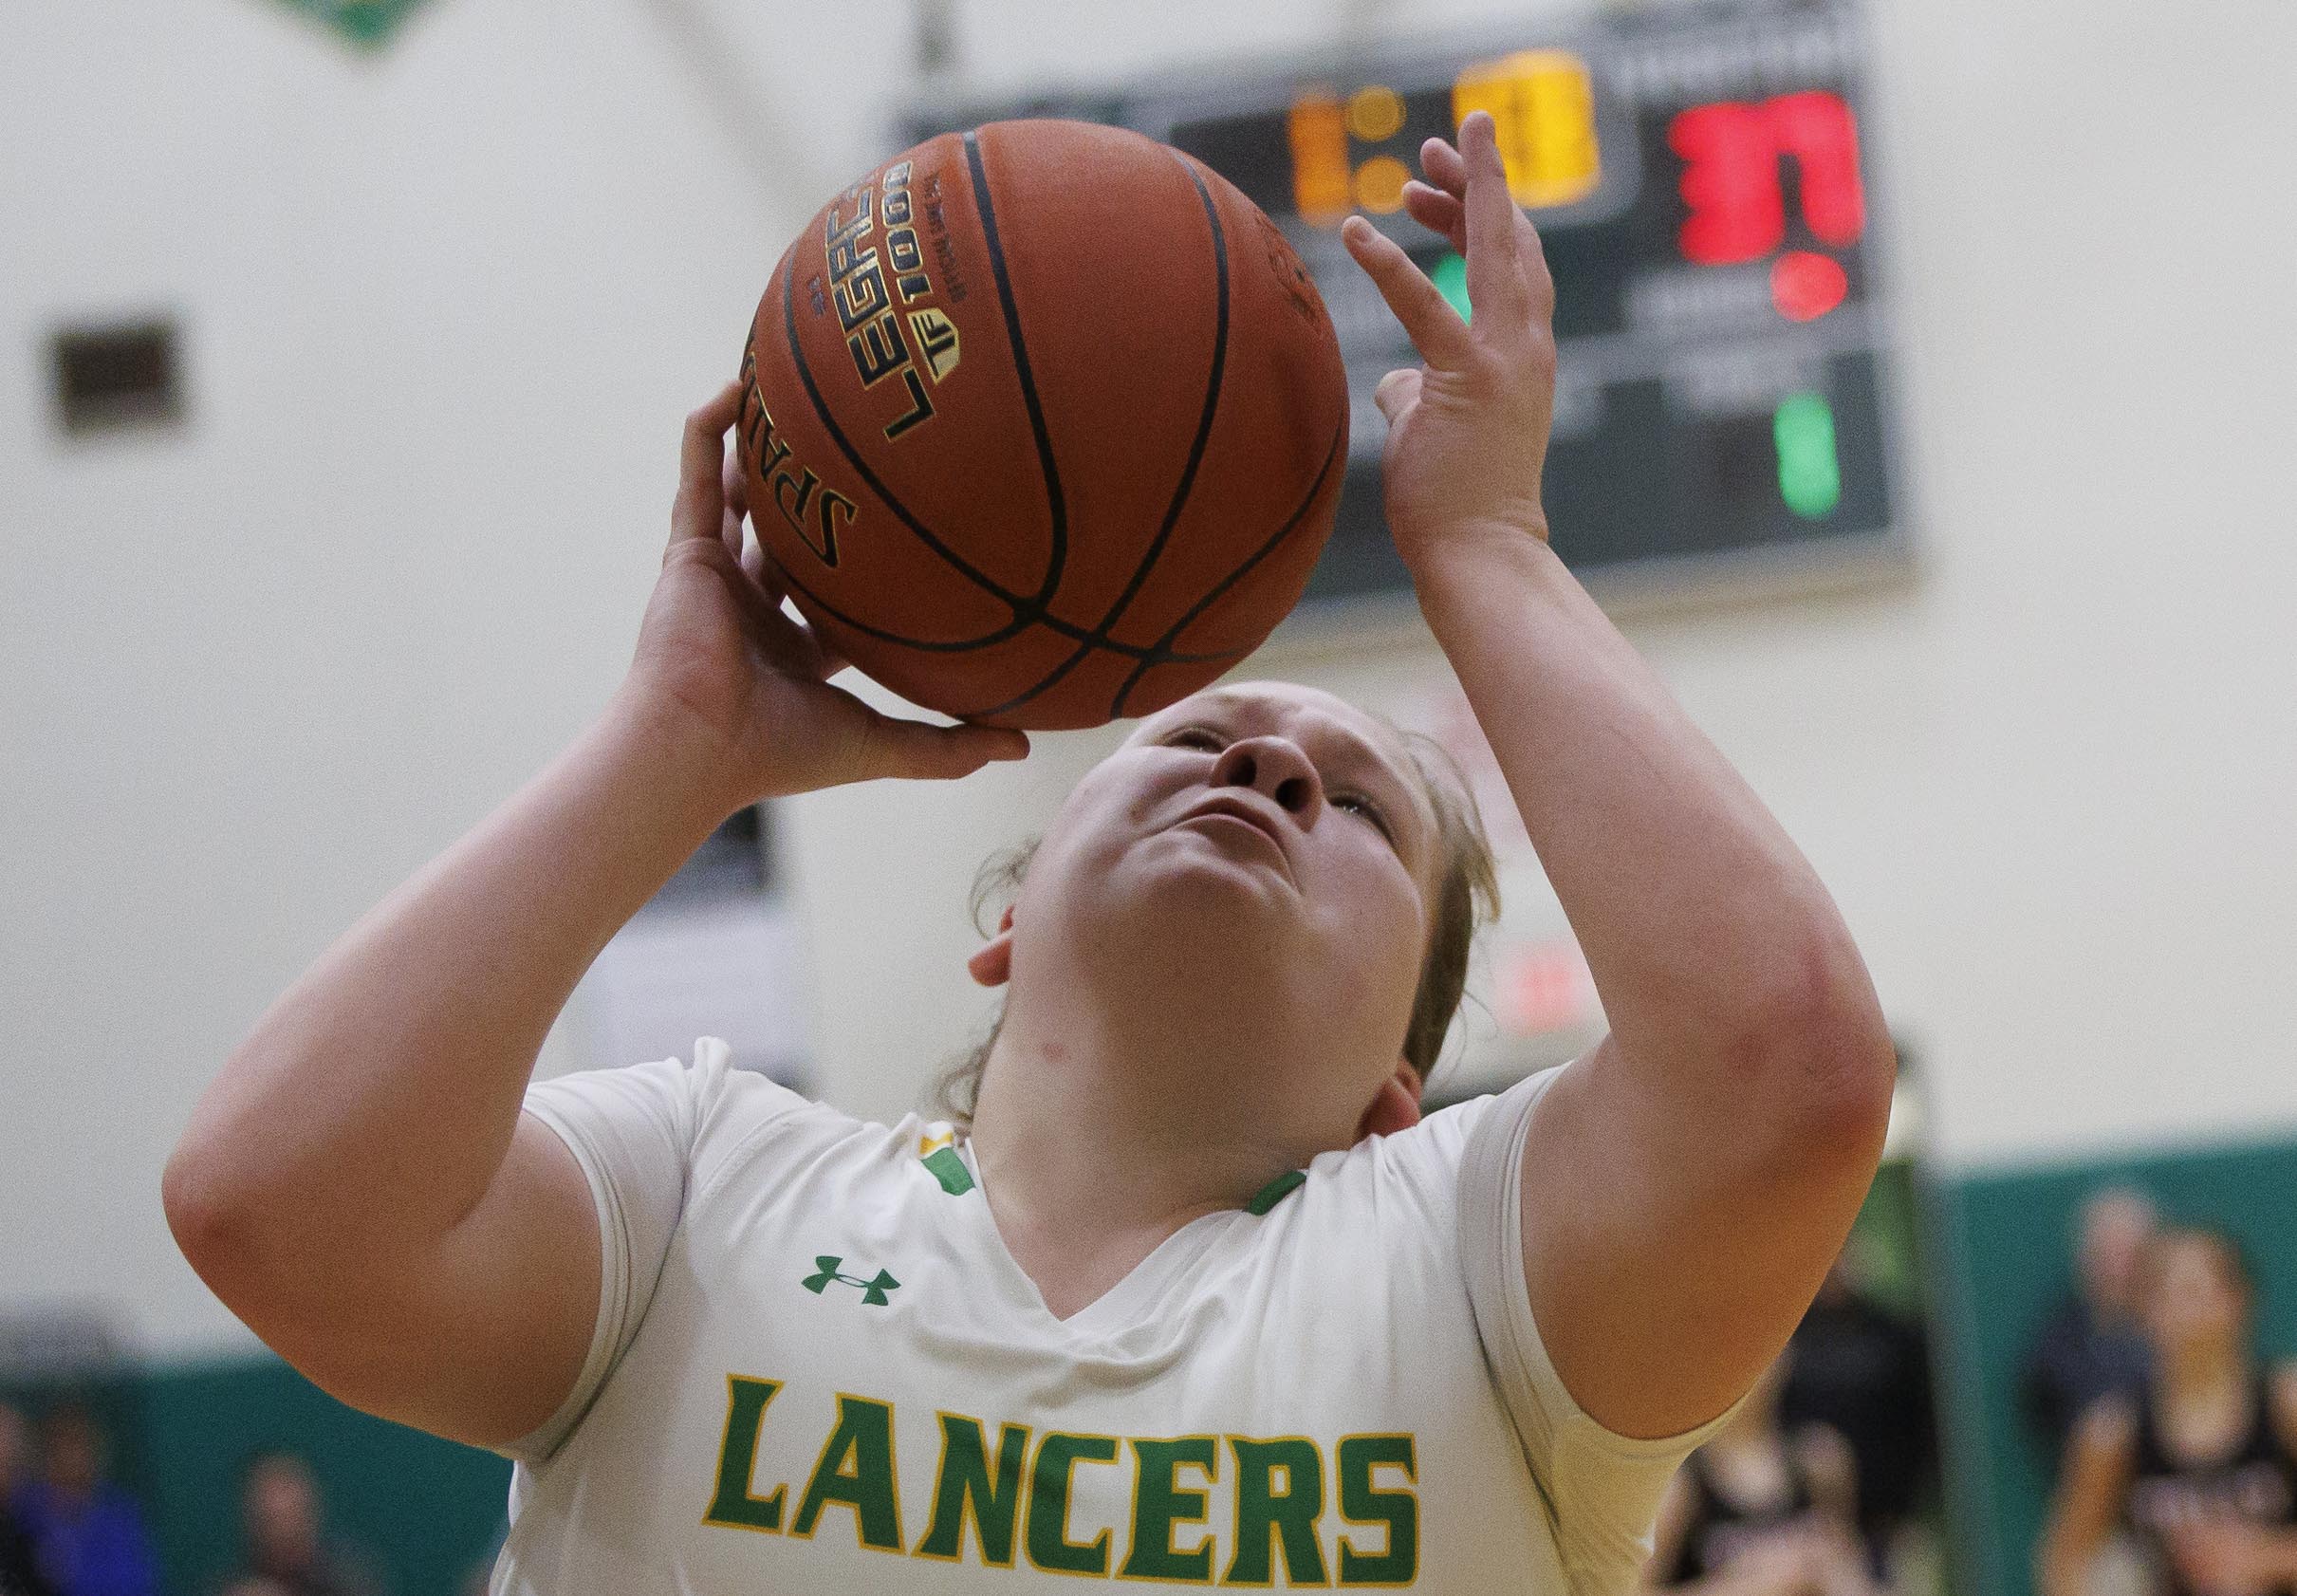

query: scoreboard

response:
[909,0,1901,610]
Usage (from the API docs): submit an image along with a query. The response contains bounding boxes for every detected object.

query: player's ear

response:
[1354,1059,1423,1142]
[967,904,1016,988]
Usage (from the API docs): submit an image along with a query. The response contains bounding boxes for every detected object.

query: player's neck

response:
[966,1006,1304,1322]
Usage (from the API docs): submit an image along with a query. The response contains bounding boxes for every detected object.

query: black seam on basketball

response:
[1108,418,1346,720]
[776,263,1046,649]
[963,129,1068,610]
[952,155,1233,724]
[760,549,1025,654]
[759,544,1238,664]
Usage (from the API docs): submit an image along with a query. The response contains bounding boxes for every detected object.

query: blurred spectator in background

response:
[1,1402,57,1596]
[13,1402,157,1596]
[1782,1246,1937,1583]
[1646,1354,1881,1596]
[2040,1224,2297,1596]
[230,1451,381,1596]
[2028,1187,2161,1460]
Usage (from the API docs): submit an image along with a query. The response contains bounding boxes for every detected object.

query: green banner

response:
[273,0,432,48]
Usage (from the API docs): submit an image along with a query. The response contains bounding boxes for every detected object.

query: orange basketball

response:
[735,120,1349,731]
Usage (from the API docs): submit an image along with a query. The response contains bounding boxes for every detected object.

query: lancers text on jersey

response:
[705,1376,1422,1585]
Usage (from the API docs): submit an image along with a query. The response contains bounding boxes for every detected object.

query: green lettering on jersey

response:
[791,1393,903,1550]
[1119,1436,1218,1583]
[1225,1438,1329,1586]
[917,1413,1031,1566]
[1024,1431,1120,1575]
[702,1376,788,1532]
[1337,1435,1418,1586]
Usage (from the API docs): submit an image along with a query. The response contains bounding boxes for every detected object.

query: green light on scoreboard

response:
[1433,252,1472,322]
[1773,392,1841,518]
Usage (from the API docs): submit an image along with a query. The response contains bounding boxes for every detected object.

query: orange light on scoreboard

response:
[1286,51,1602,228]
[1454,50,1602,209]
[1287,90,1352,226]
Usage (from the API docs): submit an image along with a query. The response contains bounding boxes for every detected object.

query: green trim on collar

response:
[922,1144,975,1197]
[1245,1169,1306,1216]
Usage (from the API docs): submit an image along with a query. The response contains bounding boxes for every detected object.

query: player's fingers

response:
[668,381,744,559]
[736,547,843,677]
[857,711,1029,783]
[741,539,785,603]
[1430,122,1555,322]
[734,550,846,680]
[1402,181,1466,255]
[1419,136,1468,200]
[1341,216,1473,370]
[720,450,749,563]
[749,548,806,649]
[1517,206,1558,322]
[1459,112,1534,324]
[787,607,849,682]
[1425,131,1551,324]
[744,601,825,679]
[1372,367,1422,426]
[810,633,851,682]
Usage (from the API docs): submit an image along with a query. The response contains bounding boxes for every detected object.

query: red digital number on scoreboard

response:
[1668,90,1864,266]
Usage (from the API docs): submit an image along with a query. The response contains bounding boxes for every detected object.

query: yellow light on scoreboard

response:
[1352,155,1411,213]
[1345,84,1406,142]
[1453,49,1601,209]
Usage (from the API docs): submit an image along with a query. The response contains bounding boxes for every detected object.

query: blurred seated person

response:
[1647,1355,1881,1596]
[2041,1224,2297,1596]
[13,1403,157,1596]
[231,1451,380,1596]
[2028,1187,2161,1459]
[1783,1245,1936,1579]
[0,1402,57,1596]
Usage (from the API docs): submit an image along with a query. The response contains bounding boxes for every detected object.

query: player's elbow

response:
[163,1120,329,1315]
[162,1134,241,1279]
[162,1133,285,1316]
[1736,927,1897,1164]
[165,1145,429,1411]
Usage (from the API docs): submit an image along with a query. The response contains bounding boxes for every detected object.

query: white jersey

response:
[491,1037,1738,1593]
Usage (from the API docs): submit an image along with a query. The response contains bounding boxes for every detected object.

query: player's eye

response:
[1332,790,1396,843]
[1164,725,1227,752]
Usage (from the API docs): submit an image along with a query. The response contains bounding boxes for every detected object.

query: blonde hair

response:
[927,726,1501,1126]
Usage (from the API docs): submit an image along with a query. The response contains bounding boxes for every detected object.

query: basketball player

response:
[2042,1227,2297,1596]
[164,113,1895,1590]
[1645,1355,1879,1596]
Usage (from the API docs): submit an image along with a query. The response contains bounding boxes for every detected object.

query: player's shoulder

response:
[1326,1066,1562,1176]
[684,1045,954,1207]
[621,1035,844,1142]
[1291,1067,1562,1228]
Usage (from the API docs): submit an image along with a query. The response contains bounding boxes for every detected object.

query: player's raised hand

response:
[624,381,1028,806]
[1340,109,1557,572]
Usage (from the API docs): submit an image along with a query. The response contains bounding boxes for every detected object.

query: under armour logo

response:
[801,1255,900,1306]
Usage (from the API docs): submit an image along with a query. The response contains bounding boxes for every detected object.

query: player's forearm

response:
[1411,524,1890,1112]
[165,686,733,1266]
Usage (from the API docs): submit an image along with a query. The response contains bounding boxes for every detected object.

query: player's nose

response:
[1208,736,1324,822]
